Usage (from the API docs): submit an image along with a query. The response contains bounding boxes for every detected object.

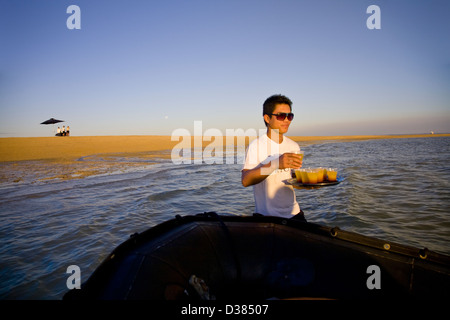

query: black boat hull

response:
[64,213,450,300]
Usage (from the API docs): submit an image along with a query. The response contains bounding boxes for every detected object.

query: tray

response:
[285,177,342,189]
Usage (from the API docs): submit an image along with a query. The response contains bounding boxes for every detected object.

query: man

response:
[241,94,305,220]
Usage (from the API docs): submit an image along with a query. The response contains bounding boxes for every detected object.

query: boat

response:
[63,212,450,300]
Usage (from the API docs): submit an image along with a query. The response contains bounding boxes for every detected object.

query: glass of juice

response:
[315,167,325,183]
[294,169,302,182]
[295,150,304,162]
[306,169,318,184]
[300,169,309,183]
[326,168,337,182]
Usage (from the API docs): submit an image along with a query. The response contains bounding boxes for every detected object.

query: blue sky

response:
[1,0,449,137]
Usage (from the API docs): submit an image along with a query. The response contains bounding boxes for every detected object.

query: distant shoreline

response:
[0,133,449,163]
[289,133,450,146]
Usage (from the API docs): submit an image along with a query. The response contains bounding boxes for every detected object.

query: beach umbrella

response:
[40,118,65,125]
[40,118,65,135]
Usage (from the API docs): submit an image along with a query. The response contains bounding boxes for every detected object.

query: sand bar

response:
[1,134,448,184]
[0,136,177,162]
[1,134,449,162]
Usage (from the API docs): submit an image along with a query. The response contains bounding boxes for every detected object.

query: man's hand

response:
[279,153,303,169]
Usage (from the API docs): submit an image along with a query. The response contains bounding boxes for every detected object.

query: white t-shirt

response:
[243,133,301,218]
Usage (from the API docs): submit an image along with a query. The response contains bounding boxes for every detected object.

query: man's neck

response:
[266,128,284,144]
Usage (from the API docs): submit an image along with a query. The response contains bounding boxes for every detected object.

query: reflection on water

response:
[0,137,449,299]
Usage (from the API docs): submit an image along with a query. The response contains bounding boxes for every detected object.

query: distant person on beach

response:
[56,127,61,136]
[66,126,70,136]
[241,94,305,221]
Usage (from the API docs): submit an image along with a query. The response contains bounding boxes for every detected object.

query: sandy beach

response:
[1,133,448,184]
[1,133,448,162]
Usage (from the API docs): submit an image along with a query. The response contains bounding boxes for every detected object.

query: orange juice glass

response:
[294,169,302,182]
[326,168,337,182]
[316,167,325,183]
[300,169,309,183]
[306,169,318,184]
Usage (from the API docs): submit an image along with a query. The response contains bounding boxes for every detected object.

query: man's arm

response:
[241,163,274,187]
[241,153,302,187]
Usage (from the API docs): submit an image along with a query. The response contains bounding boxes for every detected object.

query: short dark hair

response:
[262,94,293,126]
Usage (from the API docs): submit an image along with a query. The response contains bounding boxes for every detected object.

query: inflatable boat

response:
[64,213,450,300]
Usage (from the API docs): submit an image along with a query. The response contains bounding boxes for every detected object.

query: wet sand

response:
[1,134,448,183]
[0,136,177,183]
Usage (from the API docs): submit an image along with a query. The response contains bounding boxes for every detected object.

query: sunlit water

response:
[0,137,449,299]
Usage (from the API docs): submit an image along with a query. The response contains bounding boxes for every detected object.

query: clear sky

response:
[1,0,449,137]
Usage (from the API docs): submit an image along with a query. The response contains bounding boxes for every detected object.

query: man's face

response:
[264,103,293,135]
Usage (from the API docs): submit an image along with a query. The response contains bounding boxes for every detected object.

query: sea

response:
[0,136,449,299]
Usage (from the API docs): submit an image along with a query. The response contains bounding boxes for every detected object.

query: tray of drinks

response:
[285,167,342,189]
[286,177,342,188]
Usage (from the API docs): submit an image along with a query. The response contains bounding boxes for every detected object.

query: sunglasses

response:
[268,112,294,121]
